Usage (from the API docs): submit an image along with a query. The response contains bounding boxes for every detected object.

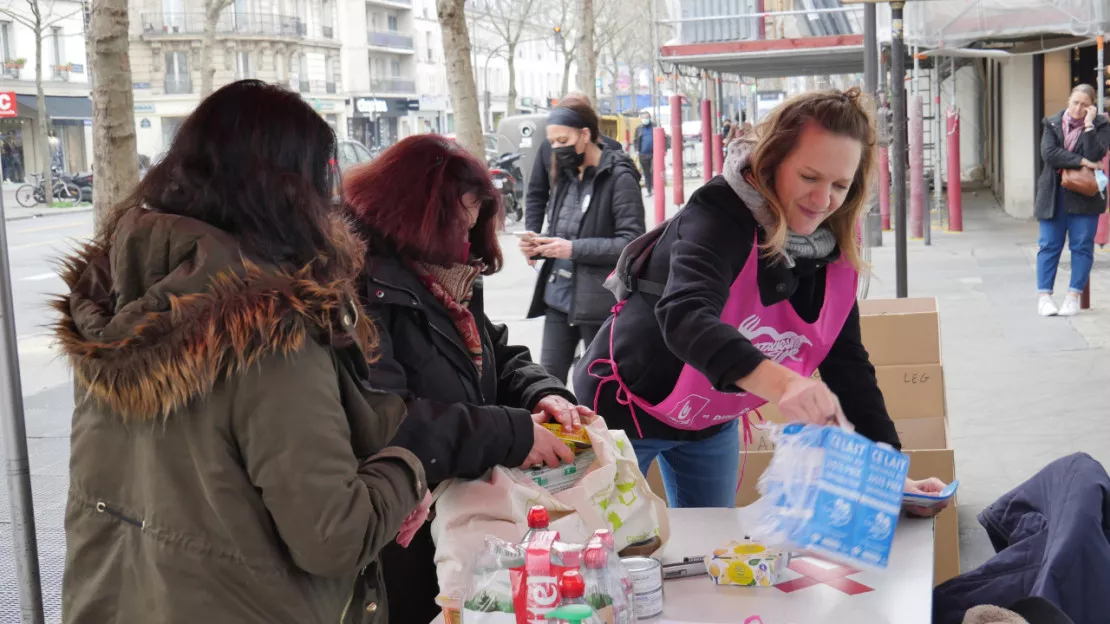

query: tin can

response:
[621,556,663,594]
[634,586,664,619]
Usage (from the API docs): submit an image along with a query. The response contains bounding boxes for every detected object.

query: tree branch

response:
[0,7,36,30]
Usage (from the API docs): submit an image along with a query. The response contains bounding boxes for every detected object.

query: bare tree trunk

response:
[34,18,52,206]
[506,42,517,117]
[199,4,221,97]
[576,0,596,106]
[561,56,572,98]
[437,0,483,159]
[90,0,140,230]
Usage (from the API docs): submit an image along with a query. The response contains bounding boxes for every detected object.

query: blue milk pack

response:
[750,423,909,570]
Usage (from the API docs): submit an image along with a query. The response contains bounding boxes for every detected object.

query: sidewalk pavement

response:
[863,190,1110,572]
[1,186,93,222]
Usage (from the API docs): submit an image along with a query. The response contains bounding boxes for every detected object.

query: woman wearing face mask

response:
[574,88,949,513]
[519,101,646,384]
[1034,84,1110,317]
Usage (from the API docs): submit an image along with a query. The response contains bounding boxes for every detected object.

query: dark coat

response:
[54,210,426,624]
[1034,112,1110,220]
[526,135,625,235]
[574,177,901,447]
[933,453,1110,624]
[527,148,646,325]
[361,254,576,622]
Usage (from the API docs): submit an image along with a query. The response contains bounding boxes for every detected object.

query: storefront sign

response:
[0,92,17,118]
[354,98,388,115]
[140,118,151,129]
[134,103,156,113]
[133,82,152,90]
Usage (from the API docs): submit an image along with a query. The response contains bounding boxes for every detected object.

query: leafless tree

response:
[467,0,541,116]
[87,0,139,228]
[436,0,483,158]
[199,0,233,97]
[543,0,578,97]
[575,0,596,105]
[0,0,81,207]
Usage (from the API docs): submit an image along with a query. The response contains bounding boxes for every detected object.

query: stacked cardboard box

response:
[646,297,959,586]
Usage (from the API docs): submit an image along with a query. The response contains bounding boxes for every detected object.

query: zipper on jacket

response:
[95,501,144,529]
[338,572,359,623]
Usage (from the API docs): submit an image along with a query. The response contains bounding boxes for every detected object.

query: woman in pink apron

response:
[574,88,949,511]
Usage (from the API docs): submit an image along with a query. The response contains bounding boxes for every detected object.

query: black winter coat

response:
[527,148,646,324]
[1034,111,1110,220]
[362,254,575,484]
[574,177,901,447]
[526,135,625,235]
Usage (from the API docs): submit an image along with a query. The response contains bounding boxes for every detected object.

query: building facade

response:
[0,0,93,182]
[128,0,344,160]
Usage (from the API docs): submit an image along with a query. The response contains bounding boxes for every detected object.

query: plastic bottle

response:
[521,505,550,545]
[591,530,635,622]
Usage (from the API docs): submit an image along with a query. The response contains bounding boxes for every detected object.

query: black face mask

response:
[553,144,585,170]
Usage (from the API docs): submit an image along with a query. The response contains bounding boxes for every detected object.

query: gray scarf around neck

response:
[722,141,837,268]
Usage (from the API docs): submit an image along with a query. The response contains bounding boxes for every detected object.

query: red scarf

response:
[409,260,485,375]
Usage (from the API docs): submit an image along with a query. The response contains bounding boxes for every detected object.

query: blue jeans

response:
[1037,186,1100,294]
[632,420,739,508]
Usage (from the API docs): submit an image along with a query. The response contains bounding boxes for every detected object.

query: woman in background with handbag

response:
[1034,83,1110,317]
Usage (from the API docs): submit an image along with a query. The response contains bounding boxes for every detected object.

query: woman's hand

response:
[397,490,433,548]
[777,376,850,429]
[1081,158,1102,170]
[520,423,575,469]
[533,395,597,430]
[532,237,573,259]
[1085,105,1098,125]
[518,232,539,261]
[903,477,950,518]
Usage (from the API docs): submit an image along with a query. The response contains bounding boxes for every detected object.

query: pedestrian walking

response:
[52,80,427,624]
[575,88,950,512]
[1034,83,1110,317]
[634,111,656,196]
[342,134,596,622]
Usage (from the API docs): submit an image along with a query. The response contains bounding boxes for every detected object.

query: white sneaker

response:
[1038,295,1059,317]
[1058,295,1081,317]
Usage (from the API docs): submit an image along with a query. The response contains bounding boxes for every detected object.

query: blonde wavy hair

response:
[740,87,876,271]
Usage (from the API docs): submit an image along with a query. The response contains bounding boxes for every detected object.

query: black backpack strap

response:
[626,216,677,298]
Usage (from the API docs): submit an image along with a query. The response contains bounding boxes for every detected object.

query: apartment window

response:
[321,0,335,38]
[298,52,309,92]
[387,14,398,32]
[369,11,380,31]
[390,58,400,77]
[235,51,251,79]
[162,0,184,30]
[0,21,11,66]
[51,26,65,78]
[164,51,191,94]
[325,55,336,93]
[425,33,433,63]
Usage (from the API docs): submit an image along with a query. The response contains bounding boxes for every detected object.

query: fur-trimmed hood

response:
[51,208,372,421]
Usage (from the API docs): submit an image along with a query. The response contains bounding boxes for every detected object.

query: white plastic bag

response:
[431,418,670,609]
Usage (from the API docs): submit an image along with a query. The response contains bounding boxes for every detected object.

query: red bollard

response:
[701,99,713,182]
[879,146,891,231]
[946,107,963,232]
[653,126,666,226]
[712,133,724,176]
[909,95,925,239]
[670,94,685,207]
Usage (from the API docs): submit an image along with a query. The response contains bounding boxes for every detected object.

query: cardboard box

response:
[876,364,947,420]
[896,417,949,451]
[859,298,942,366]
[645,446,959,586]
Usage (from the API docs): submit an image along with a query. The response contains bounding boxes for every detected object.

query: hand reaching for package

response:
[397,490,433,548]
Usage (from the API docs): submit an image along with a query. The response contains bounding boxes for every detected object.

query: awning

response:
[660,34,864,79]
[15,94,92,120]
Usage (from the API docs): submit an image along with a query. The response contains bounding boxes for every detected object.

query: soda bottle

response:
[559,569,588,606]
[583,544,634,624]
[591,530,635,623]
[521,505,550,545]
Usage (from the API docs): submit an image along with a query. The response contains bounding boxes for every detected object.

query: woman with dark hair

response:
[52,80,426,624]
[1034,83,1110,317]
[518,100,646,384]
[343,134,595,622]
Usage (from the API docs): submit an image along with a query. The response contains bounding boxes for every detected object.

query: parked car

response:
[336,139,374,174]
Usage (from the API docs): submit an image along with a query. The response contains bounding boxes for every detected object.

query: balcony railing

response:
[369,78,415,93]
[164,74,193,94]
[141,12,310,39]
[367,0,412,6]
[367,31,413,50]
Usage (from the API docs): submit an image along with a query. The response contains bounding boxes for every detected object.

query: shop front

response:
[1,94,92,182]
[349,96,419,149]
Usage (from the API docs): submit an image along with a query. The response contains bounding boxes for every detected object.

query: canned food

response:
[621,556,663,594]
[634,586,664,619]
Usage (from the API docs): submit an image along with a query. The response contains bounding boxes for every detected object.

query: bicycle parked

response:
[15,172,83,208]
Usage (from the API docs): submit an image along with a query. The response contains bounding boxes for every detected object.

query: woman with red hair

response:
[343,134,595,621]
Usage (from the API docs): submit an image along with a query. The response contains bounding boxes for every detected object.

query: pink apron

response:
[588,234,858,440]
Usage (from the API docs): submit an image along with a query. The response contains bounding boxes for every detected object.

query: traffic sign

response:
[0,92,16,118]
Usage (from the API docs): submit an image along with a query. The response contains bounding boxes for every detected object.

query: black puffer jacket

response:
[527,148,646,324]
[361,254,575,483]
[1034,111,1110,220]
